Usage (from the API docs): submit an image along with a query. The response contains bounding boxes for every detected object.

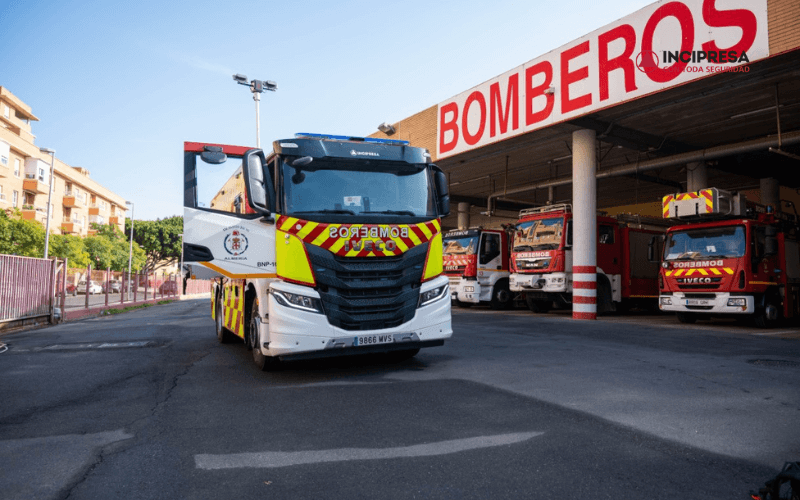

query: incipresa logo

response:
[350,150,379,157]
[636,50,751,76]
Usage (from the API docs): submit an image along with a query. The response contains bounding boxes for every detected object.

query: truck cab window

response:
[480,233,501,265]
[599,225,615,244]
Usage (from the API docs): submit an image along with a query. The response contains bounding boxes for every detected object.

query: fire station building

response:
[369,0,800,319]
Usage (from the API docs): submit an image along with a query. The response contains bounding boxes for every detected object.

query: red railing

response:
[0,255,56,323]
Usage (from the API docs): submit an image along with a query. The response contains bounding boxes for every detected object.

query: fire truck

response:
[182,134,453,369]
[443,227,512,309]
[509,204,667,313]
[657,188,800,327]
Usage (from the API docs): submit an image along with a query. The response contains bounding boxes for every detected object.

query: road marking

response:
[195,431,544,470]
[12,341,159,352]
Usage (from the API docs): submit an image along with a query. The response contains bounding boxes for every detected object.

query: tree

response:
[49,234,90,268]
[84,223,146,272]
[0,210,45,257]
[124,216,182,273]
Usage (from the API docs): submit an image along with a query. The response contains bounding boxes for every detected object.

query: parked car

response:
[159,281,178,295]
[103,280,122,293]
[77,280,103,295]
[66,283,77,296]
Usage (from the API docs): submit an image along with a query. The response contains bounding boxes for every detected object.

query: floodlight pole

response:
[232,74,277,150]
[126,201,134,295]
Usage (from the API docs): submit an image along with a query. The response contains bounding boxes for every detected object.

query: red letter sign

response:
[598,24,638,101]
[560,41,592,114]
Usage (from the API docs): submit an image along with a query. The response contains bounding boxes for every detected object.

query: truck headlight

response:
[727,298,746,307]
[271,289,323,314]
[418,284,449,308]
[660,297,672,306]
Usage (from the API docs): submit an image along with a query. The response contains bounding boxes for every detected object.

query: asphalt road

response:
[1,300,798,499]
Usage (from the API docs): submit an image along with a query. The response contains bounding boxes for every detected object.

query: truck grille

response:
[305,243,427,331]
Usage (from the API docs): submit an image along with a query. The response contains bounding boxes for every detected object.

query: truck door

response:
[479,232,503,279]
[182,142,277,279]
[597,223,622,276]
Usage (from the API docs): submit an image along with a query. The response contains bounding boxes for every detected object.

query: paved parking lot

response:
[1,300,798,499]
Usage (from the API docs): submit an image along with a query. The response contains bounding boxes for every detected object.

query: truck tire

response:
[596,276,614,314]
[249,298,280,371]
[490,279,513,310]
[676,312,697,324]
[754,295,781,329]
[215,295,234,343]
[525,295,551,313]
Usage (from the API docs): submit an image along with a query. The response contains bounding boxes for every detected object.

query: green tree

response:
[49,234,90,268]
[0,210,45,257]
[124,216,182,273]
[83,223,146,272]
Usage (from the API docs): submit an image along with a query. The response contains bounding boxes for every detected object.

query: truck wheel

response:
[215,296,234,343]
[490,279,512,310]
[676,312,697,324]
[525,295,551,313]
[249,298,279,371]
[754,296,781,329]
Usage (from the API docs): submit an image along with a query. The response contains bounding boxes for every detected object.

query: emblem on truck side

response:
[224,229,249,256]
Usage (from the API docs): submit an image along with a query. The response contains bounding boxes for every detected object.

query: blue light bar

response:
[295,132,409,146]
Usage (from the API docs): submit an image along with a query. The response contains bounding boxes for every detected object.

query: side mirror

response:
[242,149,274,216]
[200,146,227,165]
[432,165,450,217]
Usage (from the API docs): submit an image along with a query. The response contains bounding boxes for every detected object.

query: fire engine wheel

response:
[676,312,697,324]
[754,296,782,329]
[249,299,280,371]
[525,296,551,313]
[490,279,513,310]
[215,296,234,343]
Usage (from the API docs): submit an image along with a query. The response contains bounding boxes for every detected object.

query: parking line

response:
[195,432,544,470]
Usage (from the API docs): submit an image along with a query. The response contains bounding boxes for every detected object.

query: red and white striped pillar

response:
[572,129,597,320]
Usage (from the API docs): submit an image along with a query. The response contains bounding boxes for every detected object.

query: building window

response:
[14,158,20,177]
[38,168,45,182]
[13,191,18,208]
[1,154,7,166]
[3,105,9,119]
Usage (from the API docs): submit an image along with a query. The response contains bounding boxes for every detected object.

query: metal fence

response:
[0,255,57,323]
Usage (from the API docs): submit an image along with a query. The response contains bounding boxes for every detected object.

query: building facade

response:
[0,86,127,236]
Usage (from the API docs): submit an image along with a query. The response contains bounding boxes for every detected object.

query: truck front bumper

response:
[659,292,754,314]
[263,276,453,359]
[450,278,481,304]
[510,272,568,293]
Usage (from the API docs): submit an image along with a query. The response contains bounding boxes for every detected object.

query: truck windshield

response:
[281,159,435,218]
[443,236,478,255]
[514,217,564,251]
[664,226,746,260]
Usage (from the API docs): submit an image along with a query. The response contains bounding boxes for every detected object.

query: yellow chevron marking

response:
[279,217,297,232]
[297,221,319,239]
[697,268,708,276]
[665,270,673,276]
[418,223,433,239]
[724,268,734,275]
[710,268,722,275]
[674,269,684,276]
[686,269,696,276]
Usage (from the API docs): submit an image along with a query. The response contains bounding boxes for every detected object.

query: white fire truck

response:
[443,227,512,309]
[182,134,453,369]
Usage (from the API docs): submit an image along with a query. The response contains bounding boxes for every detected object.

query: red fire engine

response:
[509,204,667,313]
[657,188,800,327]
[443,228,512,309]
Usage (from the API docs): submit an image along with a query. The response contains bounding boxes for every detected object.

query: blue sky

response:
[1,0,649,221]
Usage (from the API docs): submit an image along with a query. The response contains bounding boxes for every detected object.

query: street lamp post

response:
[126,201,134,295]
[232,74,277,148]
[40,147,56,259]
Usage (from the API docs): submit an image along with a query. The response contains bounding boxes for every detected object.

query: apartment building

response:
[0,86,127,237]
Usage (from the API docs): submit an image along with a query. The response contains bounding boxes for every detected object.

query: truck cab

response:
[443,228,511,309]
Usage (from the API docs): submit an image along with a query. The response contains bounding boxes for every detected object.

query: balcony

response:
[22,204,46,221]
[89,214,105,225]
[61,217,83,234]
[88,205,100,215]
[23,175,48,194]
[109,216,121,225]
[63,192,79,208]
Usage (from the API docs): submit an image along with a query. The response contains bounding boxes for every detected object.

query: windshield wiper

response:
[360,210,417,216]
[293,209,356,215]
[514,245,534,252]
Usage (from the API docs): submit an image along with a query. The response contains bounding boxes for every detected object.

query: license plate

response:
[685,299,710,306]
[354,334,394,346]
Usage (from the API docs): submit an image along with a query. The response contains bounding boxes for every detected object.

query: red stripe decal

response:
[411,225,427,242]
[304,223,327,243]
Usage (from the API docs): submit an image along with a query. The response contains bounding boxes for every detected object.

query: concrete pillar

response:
[572,129,597,320]
[686,161,707,192]
[457,202,470,229]
[760,178,779,212]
